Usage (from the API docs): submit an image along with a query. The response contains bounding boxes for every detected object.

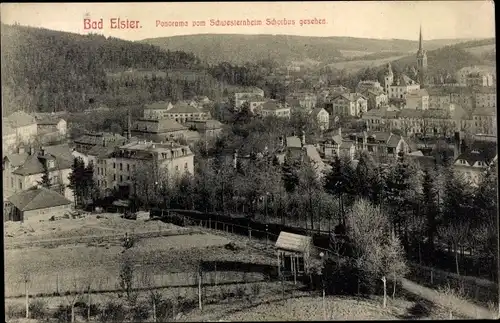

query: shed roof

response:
[275,231,312,253]
[8,187,71,211]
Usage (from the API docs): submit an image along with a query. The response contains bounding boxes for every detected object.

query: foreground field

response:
[4,212,176,245]
[5,231,276,297]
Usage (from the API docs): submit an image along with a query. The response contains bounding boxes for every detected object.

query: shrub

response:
[131,301,150,322]
[99,301,126,323]
[53,304,72,323]
[29,299,48,320]
[235,284,246,298]
[251,283,261,297]
[176,297,197,314]
[156,298,174,322]
[5,303,25,319]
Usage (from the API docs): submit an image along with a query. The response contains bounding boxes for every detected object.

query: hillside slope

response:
[0,24,206,115]
[140,34,475,65]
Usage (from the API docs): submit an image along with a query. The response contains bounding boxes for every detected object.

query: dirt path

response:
[400,278,496,319]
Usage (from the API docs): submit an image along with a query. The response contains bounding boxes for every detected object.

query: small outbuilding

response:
[6,186,72,222]
[275,231,313,282]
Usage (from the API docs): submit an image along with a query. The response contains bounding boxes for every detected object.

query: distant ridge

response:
[140,33,482,65]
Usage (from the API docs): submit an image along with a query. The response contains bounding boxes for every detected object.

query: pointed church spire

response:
[419,24,423,51]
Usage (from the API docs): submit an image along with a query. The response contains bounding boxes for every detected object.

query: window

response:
[127,164,130,172]
[119,175,123,182]
[10,178,13,188]
[18,180,22,189]
[113,175,116,181]
[184,162,188,170]
[113,163,116,169]
[119,163,123,171]
[175,165,179,171]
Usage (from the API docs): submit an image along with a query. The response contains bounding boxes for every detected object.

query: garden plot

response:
[5,233,277,298]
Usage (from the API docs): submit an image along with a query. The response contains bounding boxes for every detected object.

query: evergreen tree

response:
[281,155,300,193]
[38,166,51,188]
[421,168,438,253]
[68,157,86,207]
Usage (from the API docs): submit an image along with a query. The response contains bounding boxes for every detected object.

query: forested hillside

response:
[0,24,218,116]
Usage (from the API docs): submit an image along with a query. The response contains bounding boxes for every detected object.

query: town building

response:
[362,89,388,110]
[5,186,72,222]
[143,101,174,119]
[35,116,67,137]
[416,25,428,88]
[473,86,496,109]
[472,107,497,135]
[129,118,191,142]
[285,91,318,111]
[356,80,383,93]
[234,87,265,108]
[92,140,195,196]
[388,74,421,99]
[74,132,127,155]
[258,100,291,119]
[456,66,496,87]
[240,95,267,113]
[3,111,38,145]
[143,101,211,123]
[348,131,415,163]
[327,93,368,117]
[319,129,356,161]
[184,119,224,138]
[405,88,429,110]
[427,87,452,110]
[453,135,497,186]
[309,107,330,130]
[3,145,74,202]
[466,71,494,87]
[2,125,17,155]
[361,106,399,131]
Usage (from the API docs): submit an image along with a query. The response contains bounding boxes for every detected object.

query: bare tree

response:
[65,275,89,323]
[438,221,471,276]
[118,254,138,306]
[140,272,162,322]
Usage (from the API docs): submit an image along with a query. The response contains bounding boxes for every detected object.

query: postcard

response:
[2,1,497,321]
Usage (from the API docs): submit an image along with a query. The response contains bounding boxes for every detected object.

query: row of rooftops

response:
[363,105,494,119]
[3,111,66,129]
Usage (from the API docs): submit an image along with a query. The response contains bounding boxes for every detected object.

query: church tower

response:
[416,25,428,88]
[383,62,394,94]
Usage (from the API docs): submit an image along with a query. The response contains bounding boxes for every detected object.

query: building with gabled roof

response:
[3,145,74,202]
[310,107,329,130]
[3,111,38,147]
[74,132,127,155]
[388,74,420,99]
[327,93,368,117]
[6,186,72,222]
[453,137,497,186]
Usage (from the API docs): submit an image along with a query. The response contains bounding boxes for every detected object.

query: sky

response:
[1,1,496,41]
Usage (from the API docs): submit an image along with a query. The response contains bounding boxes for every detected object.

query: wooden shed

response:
[275,231,313,282]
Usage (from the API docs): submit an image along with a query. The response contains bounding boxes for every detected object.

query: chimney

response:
[301,130,306,147]
[233,149,238,169]
[453,131,461,159]
[127,108,132,140]
[338,127,342,137]
[18,146,25,154]
[40,146,45,156]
